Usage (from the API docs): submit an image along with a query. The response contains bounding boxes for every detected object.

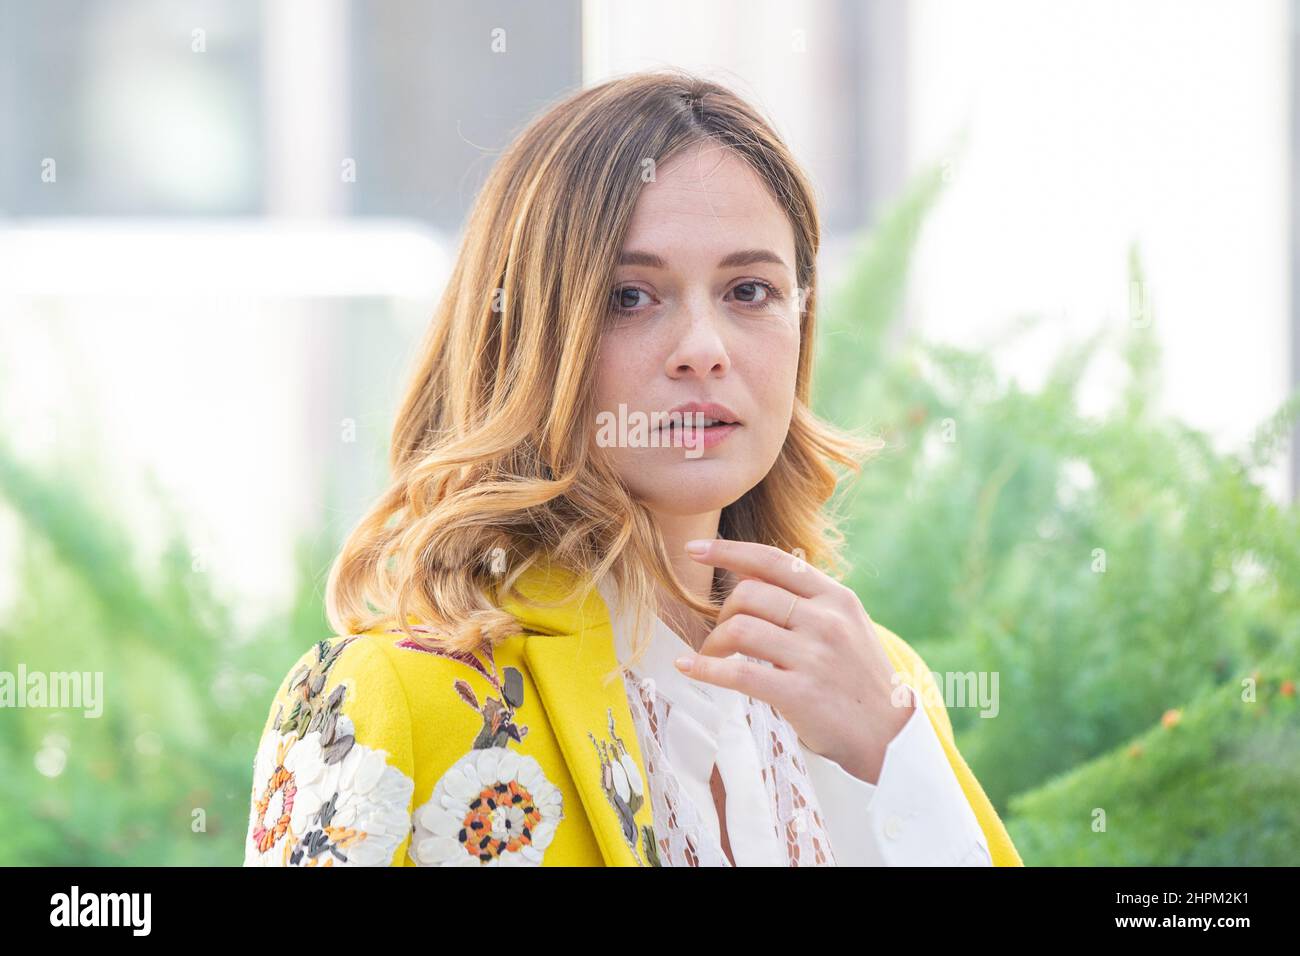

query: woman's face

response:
[593,141,802,517]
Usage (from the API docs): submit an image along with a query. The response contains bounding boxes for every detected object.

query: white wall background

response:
[904,0,1291,499]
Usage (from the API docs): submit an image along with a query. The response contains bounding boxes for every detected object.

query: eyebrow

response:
[617,248,790,271]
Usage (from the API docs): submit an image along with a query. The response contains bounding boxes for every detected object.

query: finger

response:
[696,613,804,670]
[675,648,788,705]
[687,538,832,599]
[716,577,807,632]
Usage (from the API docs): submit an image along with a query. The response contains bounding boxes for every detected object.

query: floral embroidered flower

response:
[589,706,659,866]
[245,637,415,866]
[408,746,563,866]
[399,634,567,866]
[245,714,415,866]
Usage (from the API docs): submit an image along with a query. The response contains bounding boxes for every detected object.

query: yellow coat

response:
[243,560,1023,866]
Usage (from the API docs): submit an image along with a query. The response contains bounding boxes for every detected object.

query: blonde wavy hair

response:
[325,68,879,676]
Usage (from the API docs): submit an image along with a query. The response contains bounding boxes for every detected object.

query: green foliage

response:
[0,439,333,864]
[814,163,1300,864]
[1007,648,1299,865]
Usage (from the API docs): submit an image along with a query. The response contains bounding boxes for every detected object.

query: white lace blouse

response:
[596,575,993,867]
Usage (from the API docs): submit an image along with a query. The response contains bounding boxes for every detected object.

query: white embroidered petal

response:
[530,818,558,849]
[610,759,631,803]
[619,753,644,798]
[338,745,362,790]
[373,777,414,810]
[353,748,387,794]
[337,715,357,737]
[427,806,463,838]
[435,835,471,864]
[290,789,321,832]
[355,813,393,837]
[517,757,543,788]
[318,758,343,794]
[443,765,480,803]
[531,778,558,807]
[346,836,390,866]
[295,779,325,814]
[284,735,323,782]
[414,836,447,864]
[252,741,276,786]
[417,799,446,832]
[331,797,357,827]
[514,753,540,783]
[474,746,501,782]
[520,844,544,864]
[495,748,521,783]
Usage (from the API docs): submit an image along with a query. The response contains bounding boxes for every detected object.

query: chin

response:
[626,466,760,517]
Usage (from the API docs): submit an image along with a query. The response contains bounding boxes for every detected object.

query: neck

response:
[650,508,723,650]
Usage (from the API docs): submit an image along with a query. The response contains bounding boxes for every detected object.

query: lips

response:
[658,401,741,429]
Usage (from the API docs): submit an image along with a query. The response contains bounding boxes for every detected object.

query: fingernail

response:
[674,655,694,673]
[685,540,709,555]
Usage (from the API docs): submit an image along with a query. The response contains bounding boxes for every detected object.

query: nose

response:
[664,298,731,379]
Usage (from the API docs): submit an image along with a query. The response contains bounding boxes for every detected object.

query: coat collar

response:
[493,559,659,866]
[489,559,1024,867]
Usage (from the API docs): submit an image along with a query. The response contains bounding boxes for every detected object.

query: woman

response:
[243,69,1023,867]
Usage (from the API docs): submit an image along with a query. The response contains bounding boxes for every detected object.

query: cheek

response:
[747,332,800,455]
[748,321,800,403]
[593,337,630,409]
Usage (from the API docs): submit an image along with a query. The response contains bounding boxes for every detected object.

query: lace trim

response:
[745,685,836,866]
[623,672,729,866]
[620,656,837,867]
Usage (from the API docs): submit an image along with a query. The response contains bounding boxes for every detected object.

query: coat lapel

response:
[495,560,659,866]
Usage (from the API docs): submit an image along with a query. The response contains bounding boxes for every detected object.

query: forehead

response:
[620,141,795,264]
